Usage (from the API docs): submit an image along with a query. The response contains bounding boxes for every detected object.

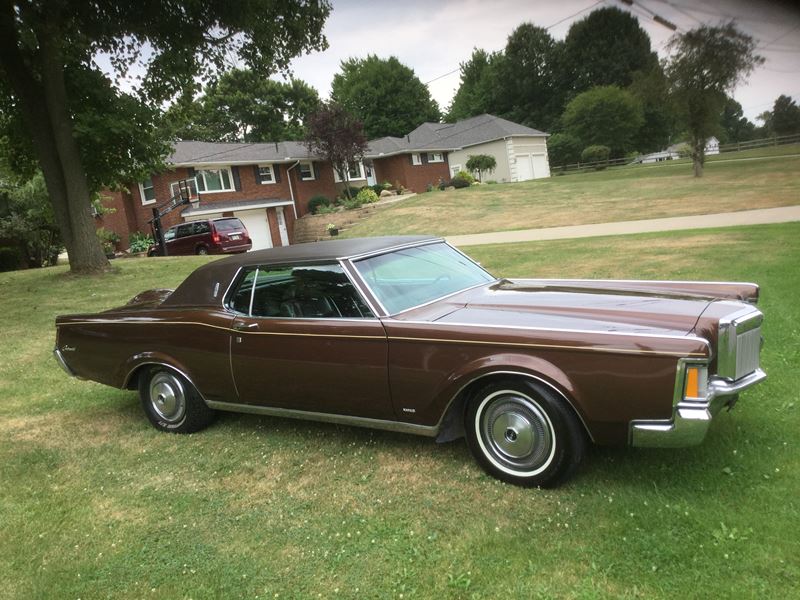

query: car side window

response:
[238,264,374,319]
[230,270,257,314]
[194,221,210,235]
[164,228,177,241]
[175,224,192,238]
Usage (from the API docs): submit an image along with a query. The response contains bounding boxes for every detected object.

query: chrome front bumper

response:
[630,368,766,447]
[53,347,77,378]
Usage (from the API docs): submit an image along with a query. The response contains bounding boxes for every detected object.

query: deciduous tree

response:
[305,103,367,200]
[666,23,762,177]
[465,154,497,182]
[446,49,500,123]
[562,86,644,157]
[331,55,440,139]
[770,95,800,137]
[167,70,321,143]
[0,0,330,273]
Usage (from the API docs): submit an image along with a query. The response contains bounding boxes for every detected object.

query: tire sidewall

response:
[465,379,581,488]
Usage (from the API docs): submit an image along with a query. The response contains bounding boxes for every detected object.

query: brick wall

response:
[373,153,451,193]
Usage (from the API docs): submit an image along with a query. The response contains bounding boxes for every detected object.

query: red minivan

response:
[148,218,252,256]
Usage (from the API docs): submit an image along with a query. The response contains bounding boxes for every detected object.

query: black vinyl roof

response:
[164,236,440,307]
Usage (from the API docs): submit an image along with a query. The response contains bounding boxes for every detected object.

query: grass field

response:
[342,146,800,239]
[1,223,798,598]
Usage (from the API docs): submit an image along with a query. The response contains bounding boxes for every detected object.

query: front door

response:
[276,207,289,246]
[228,263,392,419]
[365,163,376,187]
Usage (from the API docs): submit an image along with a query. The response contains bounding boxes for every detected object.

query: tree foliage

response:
[331,55,440,139]
[0,171,61,268]
[562,7,658,95]
[562,86,644,157]
[492,24,562,131]
[304,103,367,199]
[627,66,677,153]
[465,154,497,182]
[666,23,762,176]
[769,95,800,137]
[446,49,499,123]
[166,69,321,142]
[0,0,331,273]
[546,133,583,167]
[718,96,756,143]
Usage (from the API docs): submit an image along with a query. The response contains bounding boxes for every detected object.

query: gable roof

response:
[167,115,548,166]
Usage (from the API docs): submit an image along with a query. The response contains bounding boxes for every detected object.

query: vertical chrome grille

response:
[717,308,763,381]
[735,327,761,380]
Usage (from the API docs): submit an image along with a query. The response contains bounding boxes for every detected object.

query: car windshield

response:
[353,242,495,314]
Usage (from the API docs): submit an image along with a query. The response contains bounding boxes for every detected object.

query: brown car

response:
[148,217,252,256]
[54,236,766,487]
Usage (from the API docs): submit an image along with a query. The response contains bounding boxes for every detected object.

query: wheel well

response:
[435,372,592,443]
[124,363,153,390]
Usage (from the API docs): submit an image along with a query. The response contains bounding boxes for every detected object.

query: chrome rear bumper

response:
[53,347,77,378]
[630,368,766,447]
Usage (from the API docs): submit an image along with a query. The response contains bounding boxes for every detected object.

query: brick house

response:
[95,114,548,251]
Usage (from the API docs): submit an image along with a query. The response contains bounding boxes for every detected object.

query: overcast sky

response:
[283,0,800,123]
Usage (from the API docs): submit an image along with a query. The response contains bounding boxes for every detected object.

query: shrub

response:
[342,197,363,210]
[345,186,361,199]
[426,183,434,192]
[370,184,385,195]
[547,132,583,167]
[486,180,498,185]
[315,204,338,215]
[580,145,611,169]
[308,195,332,214]
[465,154,496,181]
[128,231,154,253]
[356,187,379,204]
[381,181,392,190]
[96,227,120,254]
[454,170,475,185]
[450,177,471,189]
[0,247,23,272]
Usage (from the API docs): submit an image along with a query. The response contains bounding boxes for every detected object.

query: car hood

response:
[404,279,717,336]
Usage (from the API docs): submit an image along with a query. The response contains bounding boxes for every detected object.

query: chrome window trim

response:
[340,238,443,262]
[523,278,760,287]
[347,240,497,317]
[223,261,379,321]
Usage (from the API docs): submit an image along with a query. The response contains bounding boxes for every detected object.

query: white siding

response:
[447,139,512,182]
[448,135,551,183]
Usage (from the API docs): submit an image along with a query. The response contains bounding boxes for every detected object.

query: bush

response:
[345,186,361,199]
[96,227,120,254]
[547,133,583,167]
[454,170,475,185]
[356,187,379,204]
[486,180,498,185]
[128,231,154,253]
[342,197,363,210]
[308,195,332,214]
[450,177,471,189]
[315,204,338,215]
[0,247,23,272]
[581,145,611,169]
[370,184,385,195]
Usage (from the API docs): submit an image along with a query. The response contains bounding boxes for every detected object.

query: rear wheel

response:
[196,246,209,255]
[139,366,216,433]
[465,379,586,488]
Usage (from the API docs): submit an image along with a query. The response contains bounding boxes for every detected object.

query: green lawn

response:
[2,223,798,598]
[342,147,800,239]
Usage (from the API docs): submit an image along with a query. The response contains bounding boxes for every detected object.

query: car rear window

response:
[214,218,244,232]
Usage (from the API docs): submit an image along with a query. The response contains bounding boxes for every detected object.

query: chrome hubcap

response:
[478,391,555,475]
[149,372,186,423]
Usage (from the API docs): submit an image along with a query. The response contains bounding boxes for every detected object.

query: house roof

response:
[168,114,549,166]
[181,198,293,217]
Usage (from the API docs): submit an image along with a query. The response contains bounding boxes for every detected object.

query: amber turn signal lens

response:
[685,367,700,398]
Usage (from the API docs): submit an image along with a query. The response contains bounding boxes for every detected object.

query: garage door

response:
[235,209,272,251]
[515,153,549,181]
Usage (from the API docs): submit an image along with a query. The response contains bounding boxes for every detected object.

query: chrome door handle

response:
[232,322,259,331]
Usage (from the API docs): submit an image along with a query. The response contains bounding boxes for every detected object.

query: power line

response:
[423,0,606,86]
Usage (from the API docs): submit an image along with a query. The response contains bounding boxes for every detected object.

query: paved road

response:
[446,205,800,247]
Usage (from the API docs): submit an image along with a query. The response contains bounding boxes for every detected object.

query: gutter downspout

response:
[285,160,300,220]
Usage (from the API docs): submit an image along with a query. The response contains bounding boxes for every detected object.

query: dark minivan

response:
[149,218,252,256]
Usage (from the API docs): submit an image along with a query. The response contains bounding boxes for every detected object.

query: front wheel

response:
[139,366,216,433]
[465,379,586,488]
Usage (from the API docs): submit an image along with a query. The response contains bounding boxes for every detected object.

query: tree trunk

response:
[691,137,705,178]
[0,8,109,274]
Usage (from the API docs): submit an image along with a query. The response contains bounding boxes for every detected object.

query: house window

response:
[333,161,365,182]
[427,153,444,163]
[195,168,234,193]
[411,153,422,166]
[170,179,198,202]
[258,165,275,184]
[139,177,156,205]
[298,162,315,181]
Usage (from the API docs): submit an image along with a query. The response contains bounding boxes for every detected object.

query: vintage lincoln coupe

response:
[54,236,766,487]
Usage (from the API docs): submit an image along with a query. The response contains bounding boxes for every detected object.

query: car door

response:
[228,263,393,420]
